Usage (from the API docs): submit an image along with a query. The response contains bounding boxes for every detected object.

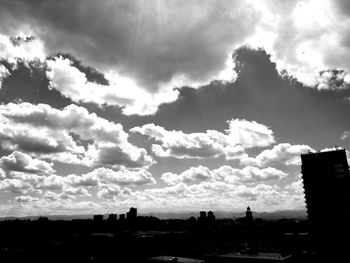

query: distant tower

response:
[126,207,137,220]
[245,207,253,222]
[198,211,207,222]
[207,211,216,221]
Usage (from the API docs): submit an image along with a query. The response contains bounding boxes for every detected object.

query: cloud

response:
[161,166,218,185]
[66,167,156,187]
[135,181,299,212]
[226,119,275,148]
[97,185,132,200]
[0,0,262,115]
[0,64,10,87]
[285,179,304,195]
[0,33,45,64]
[15,195,39,202]
[0,178,33,194]
[46,56,180,115]
[215,166,288,184]
[246,0,350,90]
[341,131,350,140]
[241,143,314,167]
[0,102,154,168]
[0,151,55,175]
[161,165,287,186]
[131,119,274,159]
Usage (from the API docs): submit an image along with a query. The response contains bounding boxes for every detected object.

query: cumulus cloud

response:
[0,0,349,118]
[97,185,132,200]
[66,167,156,187]
[135,181,299,212]
[46,56,180,115]
[226,119,275,148]
[285,179,304,195]
[0,165,155,204]
[0,102,154,168]
[0,33,45,64]
[241,143,314,167]
[0,151,55,175]
[161,165,287,186]
[131,119,274,159]
[246,0,350,90]
[0,178,34,194]
[0,0,262,115]
[15,195,39,202]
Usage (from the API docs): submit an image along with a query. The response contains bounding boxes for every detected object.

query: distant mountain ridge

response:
[0,209,307,221]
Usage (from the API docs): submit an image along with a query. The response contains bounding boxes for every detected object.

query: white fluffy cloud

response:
[0,151,55,175]
[131,119,274,159]
[15,195,39,202]
[285,179,304,195]
[66,167,156,187]
[0,33,45,64]
[161,165,287,186]
[0,165,156,203]
[0,102,154,168]
[246,0,350,90]
[241,143,314,167]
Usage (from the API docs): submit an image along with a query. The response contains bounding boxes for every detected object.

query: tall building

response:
[207,211,215,221]
[301,149,350,258]
[245,206,253,223]
[301,149,350,224]
[126,207,137,220]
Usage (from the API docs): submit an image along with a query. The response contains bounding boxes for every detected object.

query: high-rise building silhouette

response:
[207,211,215,221]
[126,207,137,220]
[301,149,350,224]
[245,206,253,223]
[301,149,350,258]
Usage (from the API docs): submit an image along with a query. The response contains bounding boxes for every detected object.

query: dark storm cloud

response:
[0,60,72,108]
[139,48,350,149]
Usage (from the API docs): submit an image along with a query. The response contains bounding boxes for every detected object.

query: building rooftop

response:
[146,255,204,263]
[209,252,291,261]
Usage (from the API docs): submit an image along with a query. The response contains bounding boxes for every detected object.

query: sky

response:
[1,0,350,217]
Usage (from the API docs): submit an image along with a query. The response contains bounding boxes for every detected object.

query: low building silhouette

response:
[93,214,103,222]
[119,213,126,221]
[107,214,117,221]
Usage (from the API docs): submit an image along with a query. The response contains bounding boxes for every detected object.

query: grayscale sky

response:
[1,0,350,216]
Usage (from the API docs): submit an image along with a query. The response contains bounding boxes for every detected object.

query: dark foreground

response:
[0,215,322,263]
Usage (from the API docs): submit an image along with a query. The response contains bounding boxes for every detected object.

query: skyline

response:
[1,0,350,217]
